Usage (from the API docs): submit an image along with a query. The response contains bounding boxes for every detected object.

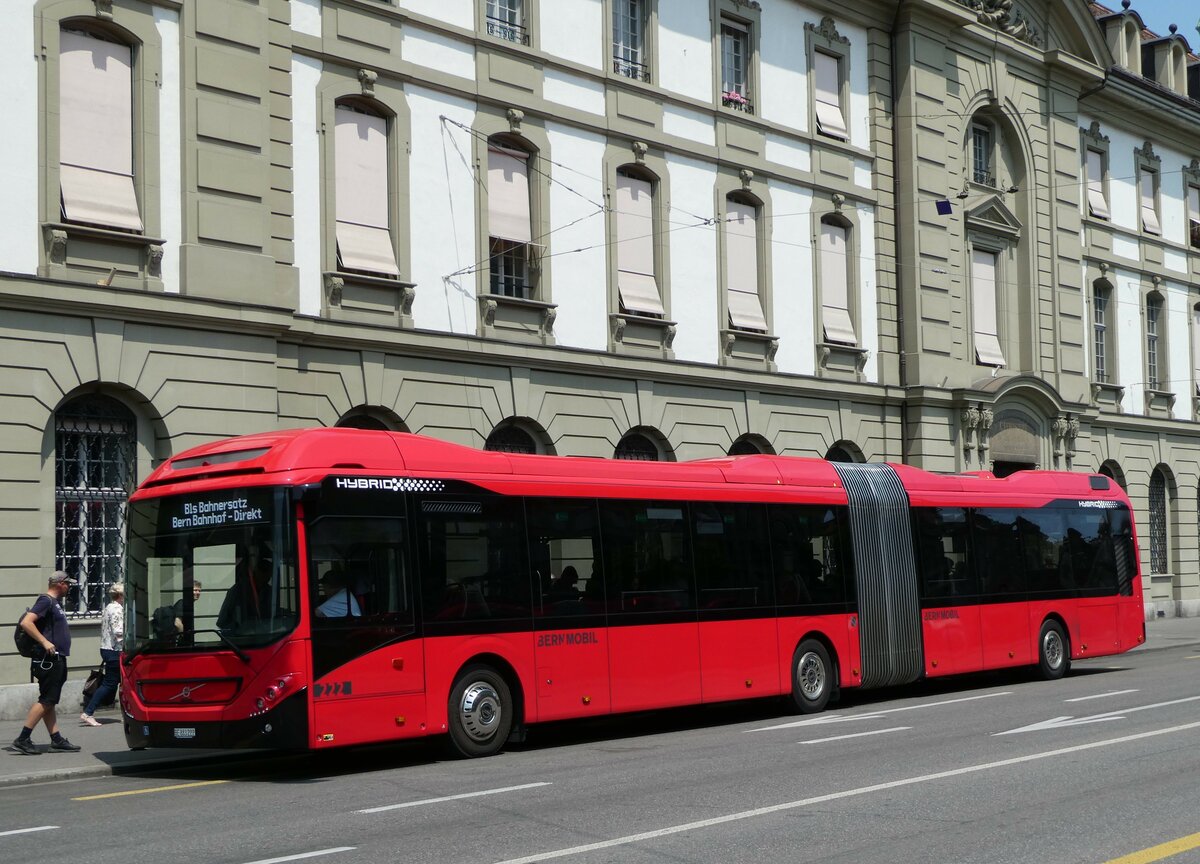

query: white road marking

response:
[358,782,552,814]
[491,721,1200,864]
[800,726,911,744]
[750,691,1012,732]
[0,826,58,837]
[996,693,1200,736]
[241,849,355,864]
[1064,689,1139,703]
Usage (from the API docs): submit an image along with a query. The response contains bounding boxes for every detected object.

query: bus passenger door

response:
[527,499,611,721]
[306,511,424,747]
[915,507,982,676]
[601,500,701,712]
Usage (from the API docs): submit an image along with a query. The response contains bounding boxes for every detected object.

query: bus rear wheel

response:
[447,664,514,758]
[1037,620,1070,681]
[791,639,833,714]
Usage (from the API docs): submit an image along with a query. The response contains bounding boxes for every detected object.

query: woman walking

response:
[80,582,123,726]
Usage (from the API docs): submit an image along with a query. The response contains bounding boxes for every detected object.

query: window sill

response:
[478,292,556,346]
[720,328,778,371]
[323,271,415,328]
[817,341,868,381]
[610,312,676,359]
[1144,388,1175,419]
[1091,381,1125,412]
[41,221,165,290]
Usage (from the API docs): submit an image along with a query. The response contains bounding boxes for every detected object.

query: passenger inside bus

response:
[316,565,362,618]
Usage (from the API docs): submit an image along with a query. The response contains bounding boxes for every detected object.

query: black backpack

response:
[13,601,46,658]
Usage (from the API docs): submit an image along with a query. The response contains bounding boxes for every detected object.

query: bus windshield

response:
[125,486,298,652]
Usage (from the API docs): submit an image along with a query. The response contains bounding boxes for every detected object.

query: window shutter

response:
[334,108,399,276]
[725,200,767,331]
[1141,171,1161,235]
[820,221,857,345]
[58,31,142,231]
[814,52,847,140]
[971,250,1005,366]
[615,174,664,316]
[488,145,533,244]
[1086,150,1109,219]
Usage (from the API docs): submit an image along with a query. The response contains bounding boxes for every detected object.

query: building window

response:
[1085,148,1110,219]
[486,0,528,44]
[615,432,659,461]
[615,168,664,317]
[59,29,143,232]
[1148,468,1168,574]
[55,394,135,617]
[1146,292,1164,390]
[725,196,766,332]
[819,218,855,345]
[1093,281,1111,384]
[972,124,994,187]
[971,248,1005,366]
[813,51,846,140]
[484,424,537,454]
[613,0,649,81]
[720,20,752,113]
[1188,184,1200,248]
[1192,304,1200,396]
[334,104,399,277]
[487,141,535,299]
[1140,165,1161,235]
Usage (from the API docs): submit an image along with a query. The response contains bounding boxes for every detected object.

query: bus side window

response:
[525,498,603,618]
[600,500,693,614]
[692,502,772,610]
[971,509,1022,597]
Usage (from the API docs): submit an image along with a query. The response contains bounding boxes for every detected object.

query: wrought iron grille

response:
[484,425,536,454]
[615,433,658,461]
[486,15,529,45]
[55,395,135,616]
[613,57,651,82]
[1149,470,1167,574]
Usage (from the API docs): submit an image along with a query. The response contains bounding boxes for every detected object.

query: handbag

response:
[80,665,104,705]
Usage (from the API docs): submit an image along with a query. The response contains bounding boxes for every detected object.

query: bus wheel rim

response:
[1043,630,1063,669]
[459,681,502,742]
[798,651,825,700]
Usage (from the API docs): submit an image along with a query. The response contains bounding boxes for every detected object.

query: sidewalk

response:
[2,616,1199,788]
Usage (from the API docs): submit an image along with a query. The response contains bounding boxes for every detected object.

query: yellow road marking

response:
[1185,655,1200,660]
[1104,831,1200,864]
[72,779,228,801]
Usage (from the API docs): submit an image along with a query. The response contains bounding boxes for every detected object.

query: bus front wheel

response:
[1037,620,1070,681]
[447,664,514,758]
[791,639,833,714]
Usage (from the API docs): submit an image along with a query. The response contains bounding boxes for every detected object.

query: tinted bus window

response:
[526,498,604,619]
[307,517,412,625]
[1110,505,1136,596]
[691,502,773,610]
[914,507,974,600]
[972,509,1024,596]
[600,500,693,614]
[768,505,849,609]
[1016,508,1070,595]
[417,497,531,623]
[1061,506,1117,593]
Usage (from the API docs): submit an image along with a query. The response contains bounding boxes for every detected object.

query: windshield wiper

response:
[188,629,253,664]
[124,630,252,665]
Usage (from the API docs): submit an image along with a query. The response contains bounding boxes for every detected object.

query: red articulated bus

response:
[120,428,1145,757]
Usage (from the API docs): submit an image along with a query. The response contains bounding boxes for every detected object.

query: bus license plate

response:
[173,727,196,740]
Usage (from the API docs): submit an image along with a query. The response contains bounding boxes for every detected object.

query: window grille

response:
[55,394,135,616]
[615,433,658,461]
[486,0,528,44]
[1149,470,1167,574]
[484,425,536,454]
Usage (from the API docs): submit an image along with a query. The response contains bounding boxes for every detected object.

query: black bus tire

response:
[1037,619,1070,681]
[447,664,514,758]
[791,639,834,714]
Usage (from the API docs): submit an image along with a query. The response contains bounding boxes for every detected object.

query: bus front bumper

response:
[123,689,309,750]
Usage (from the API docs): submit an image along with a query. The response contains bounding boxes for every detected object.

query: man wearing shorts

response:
[11,571,82,755]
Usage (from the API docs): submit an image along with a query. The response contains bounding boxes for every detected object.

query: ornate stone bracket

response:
[94,0,113,20]
[507,108,524,135]
[47,228,68,265]
[804,15,849,46]
[478,293,557,345]
[1081,119,1109,146]
[1135,140,1161,166]
[358,68,377,98]
[631,141,648,164]
[962,406,981,463]
[324,273,345,307]
[148,244,164,278]
[43,222,165,286]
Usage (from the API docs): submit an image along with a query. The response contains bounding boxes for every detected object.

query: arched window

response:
[615,432,659,461]
[1149,467,1169,574]
[55,394,136,615]
[728,434,773,456]
[336,413,390,431]
[484,424,537,454]
[615,166,663,317]
[824,444,858,463]
[1099,460,1127,491]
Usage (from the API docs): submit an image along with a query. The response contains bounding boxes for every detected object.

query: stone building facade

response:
[0,0,1197,687]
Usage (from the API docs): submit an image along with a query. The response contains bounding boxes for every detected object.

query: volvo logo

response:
[169,683,207,702]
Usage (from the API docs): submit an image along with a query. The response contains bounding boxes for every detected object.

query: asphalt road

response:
[3,645,1199,864]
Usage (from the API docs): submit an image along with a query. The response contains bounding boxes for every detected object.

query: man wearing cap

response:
[10,571,82,755]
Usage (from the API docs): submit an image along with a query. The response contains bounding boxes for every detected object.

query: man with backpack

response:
[10,571,82,755]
